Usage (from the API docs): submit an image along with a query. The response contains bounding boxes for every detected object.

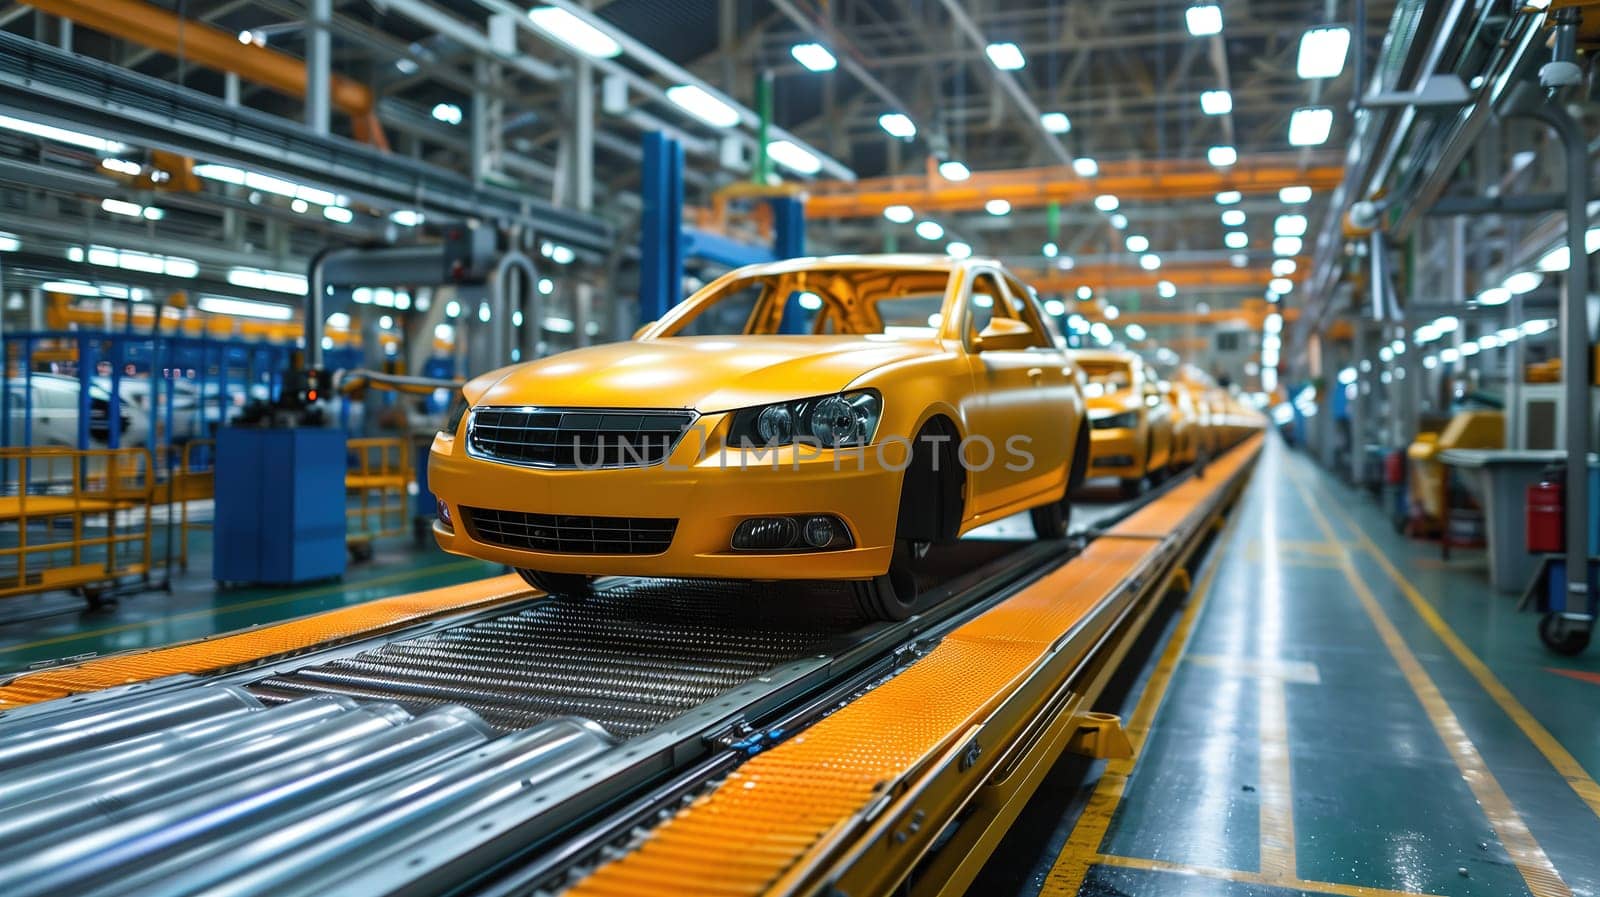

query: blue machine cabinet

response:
[214,427,347,584]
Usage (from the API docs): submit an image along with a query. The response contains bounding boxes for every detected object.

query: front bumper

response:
[1088,427,1143,478]
[429,422,901,580]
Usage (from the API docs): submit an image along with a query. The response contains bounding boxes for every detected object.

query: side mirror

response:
[973,318,1036,352]
[633,321,657,340]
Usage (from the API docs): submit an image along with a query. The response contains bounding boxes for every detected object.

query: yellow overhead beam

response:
[1078,300,1297,329]
[25,0,389,148]
[803,154,1343,219]
[1024,257,1308,293]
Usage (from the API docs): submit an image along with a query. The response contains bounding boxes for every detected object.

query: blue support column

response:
[770,196,806,260]
[640,132,685,327]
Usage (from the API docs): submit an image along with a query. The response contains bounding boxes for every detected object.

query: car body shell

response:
[430,255,1087,581]
[1071,348,1173,483]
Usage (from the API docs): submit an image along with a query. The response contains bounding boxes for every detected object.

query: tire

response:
[1029,489,1072,539]
[1119,477,1145,499]
[516,568,596,597]
[1539,613,1592,656]
[853,540,921,621]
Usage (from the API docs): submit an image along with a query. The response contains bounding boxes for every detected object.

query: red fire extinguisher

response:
[1527,476,1565,554]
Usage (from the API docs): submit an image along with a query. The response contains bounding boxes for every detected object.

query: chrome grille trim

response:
[466,406,697,469]
[463,508,677,555]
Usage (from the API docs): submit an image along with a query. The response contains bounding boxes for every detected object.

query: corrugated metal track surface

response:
[250,579,872,737]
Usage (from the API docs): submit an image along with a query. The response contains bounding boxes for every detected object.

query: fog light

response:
[436,498,453,528]
[732,517,798,550]
[803,516,836,548]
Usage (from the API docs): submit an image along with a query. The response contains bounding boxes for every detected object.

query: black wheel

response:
[1119,477,1145,499]
[516,568,596,597]
[348,540,374,563]
[1029,488,1072,539]
[853,540,922,621]
[1539,613,1592,656]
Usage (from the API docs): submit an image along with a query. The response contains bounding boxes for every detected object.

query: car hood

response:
[1086,393,1142,416]
[469,335,940,413]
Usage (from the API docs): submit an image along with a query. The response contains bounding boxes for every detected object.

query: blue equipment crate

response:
[214,427,347,584]
[1541,557,1600,616]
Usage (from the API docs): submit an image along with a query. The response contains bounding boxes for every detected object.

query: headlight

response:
[729,390,882,449]
[441,393,470,436]
[1092,410,1140,430]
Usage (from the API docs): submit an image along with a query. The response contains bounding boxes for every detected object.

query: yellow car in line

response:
[1073,349,1174,497]
[1161,380,1200,467]
[430,255,1090,620]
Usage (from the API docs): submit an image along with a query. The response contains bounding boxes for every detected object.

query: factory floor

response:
[0,528,499,675]
[982,435,1600,897]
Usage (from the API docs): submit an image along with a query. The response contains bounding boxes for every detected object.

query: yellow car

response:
[1073,349,1174,497]
[1161,381,1200,466]
[431,255,1089,620]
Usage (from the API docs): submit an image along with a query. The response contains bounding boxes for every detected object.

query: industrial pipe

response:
[21,0,388,147]
[0,695,357,812]
[104,717,613,897]
[0,702,412,853]
[0,685,259,770]
[0,706,491,897]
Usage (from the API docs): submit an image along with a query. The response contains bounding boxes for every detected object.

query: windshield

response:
[658,267,953,338]
[1080,361,1134,392]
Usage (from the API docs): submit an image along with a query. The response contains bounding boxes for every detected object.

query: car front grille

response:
[467,407,696,469]
[464,508,678,555]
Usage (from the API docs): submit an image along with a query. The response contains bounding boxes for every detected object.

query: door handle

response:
[1027,368,1044,383]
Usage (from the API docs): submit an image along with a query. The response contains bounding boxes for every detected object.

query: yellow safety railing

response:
[346,436,412,558]
[174,439,217,571]
[0,446,154,601]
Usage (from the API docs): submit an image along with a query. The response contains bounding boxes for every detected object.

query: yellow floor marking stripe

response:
[1038,499,1243,897]
[1257,675,1297,882]
[1094,853,1444,897]
[1311,473,1600,825]
[1291,473,1572,897]
[0,560,484,655]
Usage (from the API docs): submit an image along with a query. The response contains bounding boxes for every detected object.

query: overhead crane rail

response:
[0,435,1261,897]
[803,155,1345,218]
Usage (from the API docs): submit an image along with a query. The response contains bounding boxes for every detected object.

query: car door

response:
[32,379,79,447]
[1001,273,1078,492]
[958,268,1051,514]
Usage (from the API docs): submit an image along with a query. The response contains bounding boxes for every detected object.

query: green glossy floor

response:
[981,435,1600,897]
[0,530,499,675]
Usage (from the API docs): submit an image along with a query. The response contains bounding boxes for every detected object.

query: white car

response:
[5,375,147,449]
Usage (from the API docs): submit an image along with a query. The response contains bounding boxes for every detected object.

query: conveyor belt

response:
[249,581,869,736]
[244,541,1025,737]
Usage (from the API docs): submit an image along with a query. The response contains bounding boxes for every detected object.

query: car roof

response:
[726,253,1004,279]
[1070,349,1138,365]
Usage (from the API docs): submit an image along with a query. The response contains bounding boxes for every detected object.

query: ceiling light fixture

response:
[666,84,741,128]
[790,42,837,72]
[1297,26,1351,79]
[1040,112,1071,133]
[767,140,822,175]
[985,42,1026,70]
[527,6,623,58]
[1200,89,1233,115]
[1186,3,1223,36]
[1207,145,1238,167]
[1288,106,1334,146]
[878,113,917,139]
